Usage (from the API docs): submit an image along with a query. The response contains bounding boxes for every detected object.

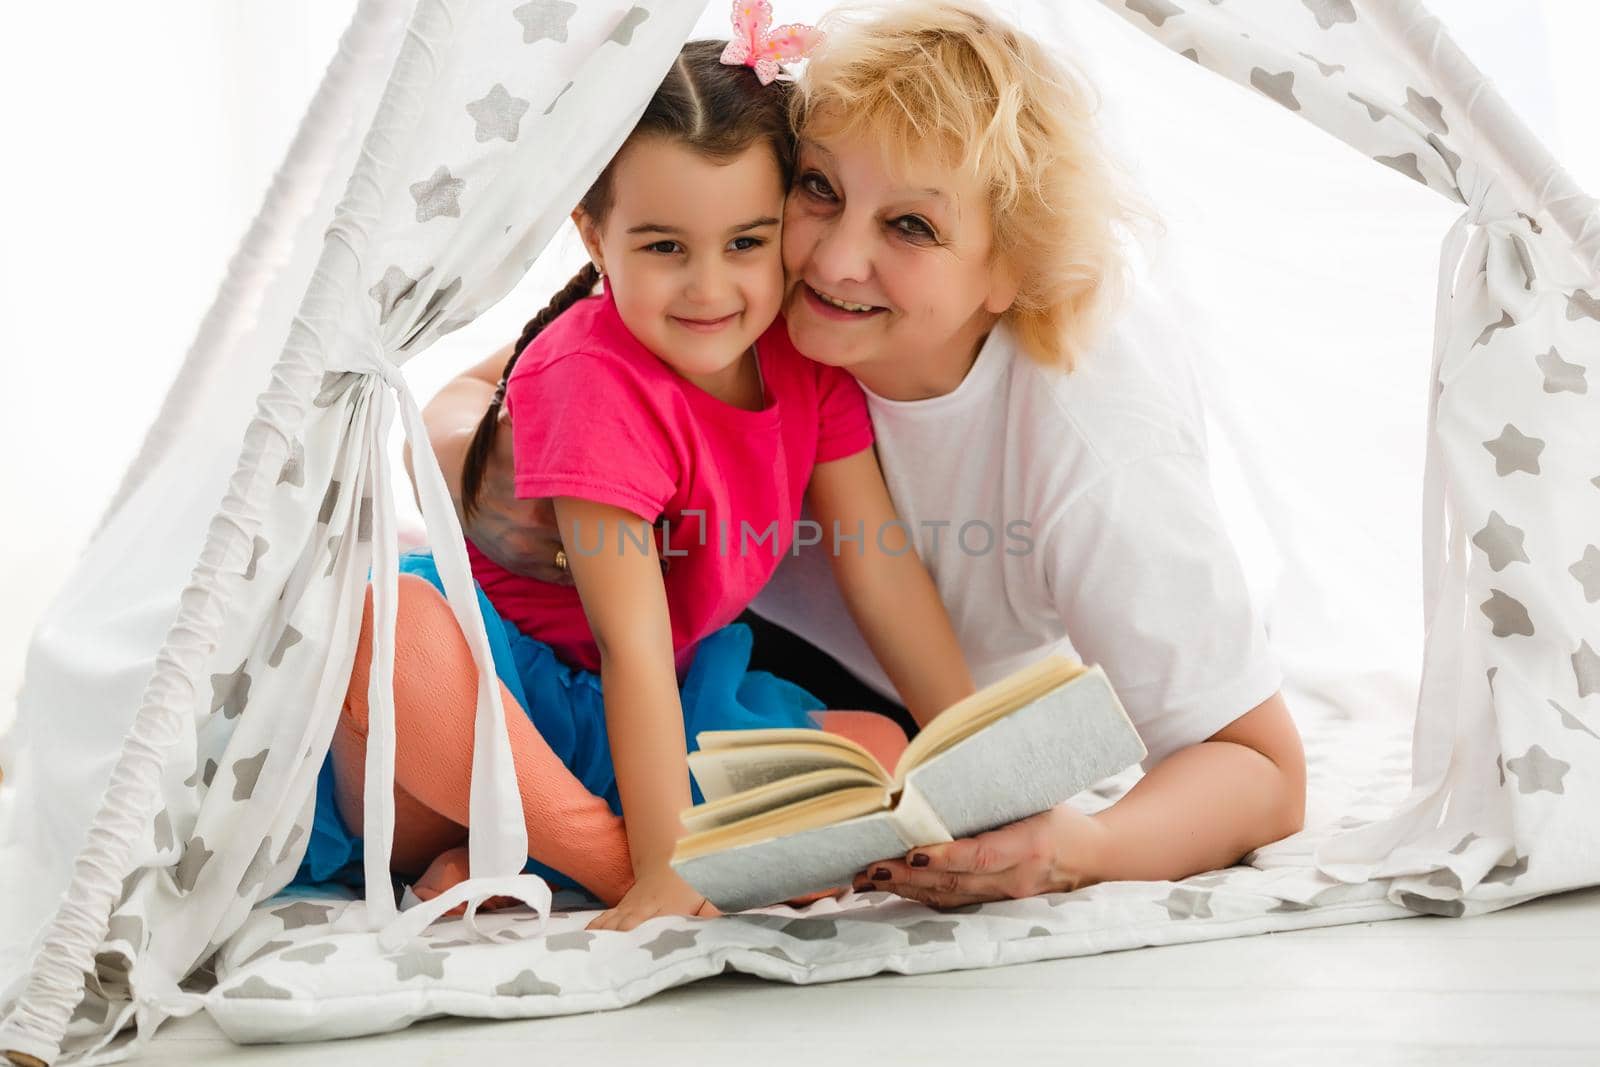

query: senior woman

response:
[393,0,1305,910]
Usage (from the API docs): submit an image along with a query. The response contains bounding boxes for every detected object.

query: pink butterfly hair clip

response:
[720,1,826,86]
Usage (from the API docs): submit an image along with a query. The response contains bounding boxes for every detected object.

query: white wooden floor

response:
[137,886,1600,1067]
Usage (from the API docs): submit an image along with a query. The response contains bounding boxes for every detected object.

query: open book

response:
[670,656,1146,911]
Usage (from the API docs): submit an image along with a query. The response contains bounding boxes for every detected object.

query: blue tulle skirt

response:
[292,551,823,894]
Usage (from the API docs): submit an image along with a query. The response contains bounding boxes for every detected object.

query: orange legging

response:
[332,575,909,906]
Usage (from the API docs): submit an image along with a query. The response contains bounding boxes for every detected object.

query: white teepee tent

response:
[1,0,1597,1063]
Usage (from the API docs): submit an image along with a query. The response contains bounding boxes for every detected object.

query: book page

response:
[679,767,885,834]
[893,655,1086,782]
[688,741,888,804]
[903,665,1146,840]
[885,778,955,849]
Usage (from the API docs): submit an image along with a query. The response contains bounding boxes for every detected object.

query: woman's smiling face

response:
[780,121,1019,393]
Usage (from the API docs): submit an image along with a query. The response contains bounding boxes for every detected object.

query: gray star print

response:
[322,534,343,578]
[1573,641,1600,698]
[1377,153,1426,185]
[1298,52,1345,77]
[1568,546,1600,602]
[318,480,340,524]
[1403,88,1448,134]
[1160,887,1213,919]
[1480,589,1534,637]
[153,809,174,852]
[282,942,337,965]
[641,928,700,960]
[210,661,252,719]
[1398,893,1464,917]
[410,166,465,223]
[184,757,217,789]
[241,939,291,967]
[1537,346,1588,394]
[273,901,334,931]
[1251,68,1300,111]
[1349,92,1388,122]
[779,918,838,941]
[545,930,595,952]
[389,947,448,981]
[277,438,305,487]
[174,836,214,893]
[1482,424,1544,476]
[313,370,361,408]
[368,265,427,324]
[1481,855,1529,885]
[231,748,269,801]
[268,625,302,668]
[223,977,293,1001]
[607,6,649,45]
[1473,310,1515,347]
[1302,0,1357,30]
[1472,512,1529,571]
[1550,700,1599,741]
[466,84,530,143]
[1568,289,1600,323]
[902,919,959,945]
[1426,868,1462,891]
[275,825,305,867]
[1126,0,1183,28]
[1505,744,1570,794]
[496,969,562,996]
[239,837,275,894]
[513,0,577,44]
[244,535,269,581]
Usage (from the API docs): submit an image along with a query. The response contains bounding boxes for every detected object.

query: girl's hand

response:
[587,866,719,932]
[852,804,1108,908]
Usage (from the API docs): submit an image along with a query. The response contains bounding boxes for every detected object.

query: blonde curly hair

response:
[793,0,1145,371]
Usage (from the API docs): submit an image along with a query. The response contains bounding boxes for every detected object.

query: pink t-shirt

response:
[466,289,874,676]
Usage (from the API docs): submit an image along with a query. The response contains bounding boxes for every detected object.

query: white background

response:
[1,1,1598,732]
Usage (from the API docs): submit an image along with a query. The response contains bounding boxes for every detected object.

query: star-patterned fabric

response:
[194,711,1420,1045]
[0,3,705,1063]
[3,0,1598,1063]
[1091,0,1599,915]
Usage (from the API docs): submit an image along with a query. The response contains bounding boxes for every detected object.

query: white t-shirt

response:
[750,314,1282,769]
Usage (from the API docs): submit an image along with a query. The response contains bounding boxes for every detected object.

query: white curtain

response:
[0,2,704,1062]
[1092,0,1600,913]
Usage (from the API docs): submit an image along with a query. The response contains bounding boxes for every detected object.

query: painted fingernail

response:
[910,853,930,868]
[871,867,891,881]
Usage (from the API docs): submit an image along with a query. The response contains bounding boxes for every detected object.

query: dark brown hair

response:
[459,40,796,519]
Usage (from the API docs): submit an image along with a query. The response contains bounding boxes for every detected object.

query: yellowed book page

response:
[695,727,882,768]
[673,785,892,862]
[893,655,1086,782]
[687,742,889,804]
[679,767,885,834]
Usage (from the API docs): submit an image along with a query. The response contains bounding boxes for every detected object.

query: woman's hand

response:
[587,866,719,932]
[852,804,1108,908]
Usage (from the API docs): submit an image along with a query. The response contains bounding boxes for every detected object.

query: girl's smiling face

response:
[576,136,787,392]
[780,124,1019,397]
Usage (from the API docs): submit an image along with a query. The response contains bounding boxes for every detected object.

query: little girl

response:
[306,37,976,930]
